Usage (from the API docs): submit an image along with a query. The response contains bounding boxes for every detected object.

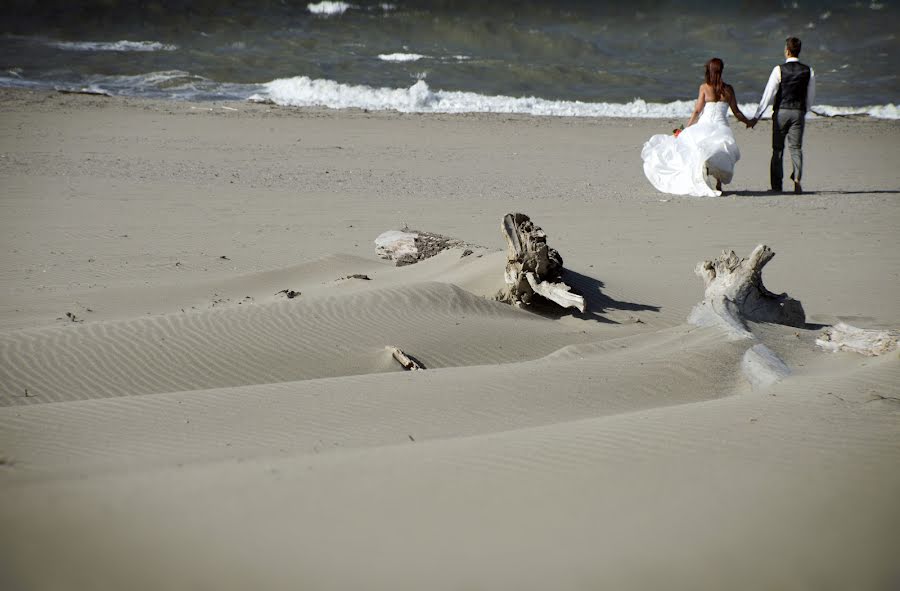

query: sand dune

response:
[2,251,628,405]
[2,356,897,590]
[0,89,898,590]
[1,323,744,477]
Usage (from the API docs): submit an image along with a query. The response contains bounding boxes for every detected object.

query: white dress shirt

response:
[753,57,816,119]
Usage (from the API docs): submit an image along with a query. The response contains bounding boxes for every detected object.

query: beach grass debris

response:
[387,346,425,371]
[275,289,301,299]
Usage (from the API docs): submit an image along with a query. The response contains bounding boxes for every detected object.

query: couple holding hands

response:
[642,37,816,197]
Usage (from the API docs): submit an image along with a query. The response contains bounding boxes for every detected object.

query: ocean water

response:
[1,0,897,118]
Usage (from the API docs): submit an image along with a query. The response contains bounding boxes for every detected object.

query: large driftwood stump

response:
[688,245,805,338]
[500,213,585,312]
[816,323,898,357]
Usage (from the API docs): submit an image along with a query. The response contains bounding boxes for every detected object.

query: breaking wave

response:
[378,53,426,62]
[252,76,900,119]
[307,2,351,15]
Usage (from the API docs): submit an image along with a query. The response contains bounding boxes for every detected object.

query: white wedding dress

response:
[641,101,740,197]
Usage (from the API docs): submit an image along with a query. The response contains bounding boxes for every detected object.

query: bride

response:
[642,58,752,197]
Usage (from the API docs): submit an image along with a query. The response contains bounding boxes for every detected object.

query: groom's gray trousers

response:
[771,108,805,189]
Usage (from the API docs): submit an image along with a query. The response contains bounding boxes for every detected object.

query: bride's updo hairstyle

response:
[705,58,725,101]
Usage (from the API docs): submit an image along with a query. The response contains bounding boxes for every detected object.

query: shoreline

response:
[4,86,897,122]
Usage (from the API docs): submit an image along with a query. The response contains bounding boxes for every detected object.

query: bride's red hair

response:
[705,58,725,101]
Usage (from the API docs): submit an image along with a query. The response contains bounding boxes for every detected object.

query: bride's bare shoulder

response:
[699,83,720,101]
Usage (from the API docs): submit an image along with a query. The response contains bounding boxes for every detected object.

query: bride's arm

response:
[726,86,751,125]
[686,85,705,127]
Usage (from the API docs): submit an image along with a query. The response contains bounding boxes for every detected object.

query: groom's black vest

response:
[775,61,811,111]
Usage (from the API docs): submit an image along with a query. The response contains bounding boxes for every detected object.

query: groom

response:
[749,37,816,194]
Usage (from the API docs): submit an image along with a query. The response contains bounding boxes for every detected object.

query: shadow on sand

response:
[523,269,661,323]
[729,189,900,197]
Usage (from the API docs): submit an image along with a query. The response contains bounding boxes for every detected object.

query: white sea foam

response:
[90,70,207,89]
[64,70,231,98]
[50,40,177,52]
[378,53,426,62]
[252,76,900,120]
[308,1,351,15]
[813,103,899,119]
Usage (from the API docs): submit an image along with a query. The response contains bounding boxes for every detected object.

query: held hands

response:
[746,118,758,129]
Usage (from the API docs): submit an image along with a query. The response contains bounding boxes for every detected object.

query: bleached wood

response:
[387,346,425,370]
[688,244,805,339]
[525,273,586,313]
[374,231,420,263]
[501,213,582,312]
[816,323,898,357]
[741,344,791,390]
[375,230,473,266]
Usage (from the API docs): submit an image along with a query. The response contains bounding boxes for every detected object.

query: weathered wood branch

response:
[500,213,584,313]
[387,346,425,370]
[525,273,585,312]
[688,245,804,338]
[816,323,898,356]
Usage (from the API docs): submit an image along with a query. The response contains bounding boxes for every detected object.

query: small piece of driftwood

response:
[524,272,585,312]
[500,213,584,312]
[387,346,425,370]
[816,323,898,356]
[688,245,804,339]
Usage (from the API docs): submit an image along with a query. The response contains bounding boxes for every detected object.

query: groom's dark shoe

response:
[769,186,782,193]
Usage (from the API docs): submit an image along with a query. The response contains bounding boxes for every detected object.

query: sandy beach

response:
[1,88,899,590]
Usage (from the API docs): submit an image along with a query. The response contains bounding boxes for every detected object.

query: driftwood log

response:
[688,245,805,339]
[375,230,472,266]
[816,323,898,357]
[386,346,425,370]
[500,213,585,312]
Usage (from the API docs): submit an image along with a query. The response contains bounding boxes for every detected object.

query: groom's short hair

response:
[785,37,802,57]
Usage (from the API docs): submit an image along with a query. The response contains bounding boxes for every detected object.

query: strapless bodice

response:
[699,101,729,125]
